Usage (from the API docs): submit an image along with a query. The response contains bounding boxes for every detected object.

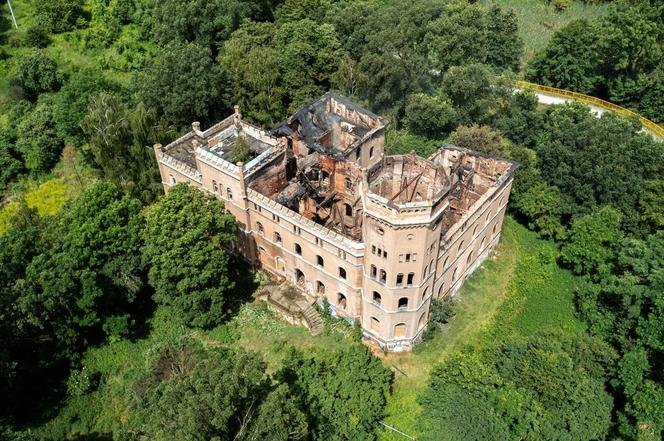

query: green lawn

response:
[479,0,609,63]
[376,217,586,440]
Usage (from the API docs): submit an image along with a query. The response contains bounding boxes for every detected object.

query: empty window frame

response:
[256,222,264,235]
[212,180,218,192]
[295,243,302,255]
[274,232,282,243]
[405,253,411,262]
[339,267,347,279]
[379,269,387,283]
[227,188,233,199]
[169,174,176,184]
[407,272,415,286]
[316,281,326,294]
[372,291,382,305]
[396,273,404,287]
[398,297,408,311]
[337,293,347,309]
[316,255,324,267]
[345,203,352,217]
[345,178,353,190]
[370,265,377,279]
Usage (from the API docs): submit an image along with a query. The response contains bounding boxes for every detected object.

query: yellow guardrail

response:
[515,80,664,141]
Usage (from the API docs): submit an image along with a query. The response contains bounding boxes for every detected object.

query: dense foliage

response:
[528,0,664,123]
[0,0,662,439]
[143,184,237,328]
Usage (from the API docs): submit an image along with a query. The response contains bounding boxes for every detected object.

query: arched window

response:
[396,273,404,287]
[258,246,266,254]
[227,188,233,199]
[485,211,490,224]
[369,146,374,158]
[398,297,408,311]
[422,286,429,301]
[443,256,449,269]
[480,236,486,249]
[438,282,445,296]
[394,323,407,337]
[256,222,264,235]
[345,203,352,216]
[169,174,176,184]
[295,243,302,255]
[457,240,464,254]
[274,232,282,243]
[345,177,353,190]
[337,293,347,309]
[418,312,426,330]
[472,224,479,236]
[372,291,382,305]
[467,252,473,265]
[407,272,415,286]
[452,267,458,281]
[379,269,387,283]
[371,317,380,331]
[370,265,377,279]
[316,255,324,267]
[316,281,325,295]
[493,224,498,235]
[295,269,305,286]
[212,180,218,192]
[339,267,347,279]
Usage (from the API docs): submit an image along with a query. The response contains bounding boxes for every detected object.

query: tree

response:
[143,184,237,328]
[20,181,146,353]
[439,64,512,126]
[640,65,664,124]
[273,19,342,112]
[511,181,565,239]
[137,41,231,128]
[485,5,522,72]
[561,206,622,276]
[280,344,391,440]
[82,92,175,203]
[14,50,61,101]
[534,103,664,233]
[403,93,455,138]
[419,352,534,441]
[231,136,252,164]
[527,20,602,95]
[245,385,308,441]
[36,0,87,33]
[221,21,286,126]
[127,341,277,440]
[141,0,251,54]
[15,99,64,173]
[493,90,543,147]
[449,124,506,157]
[0,129,22,190]
[52,67,111,145]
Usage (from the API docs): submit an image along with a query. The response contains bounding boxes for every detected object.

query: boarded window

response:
[371,317,380,331]
[394,323,407,337]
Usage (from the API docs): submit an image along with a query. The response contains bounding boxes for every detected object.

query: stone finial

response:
[233,105,242,126]
[236,161,244,168]
[192,121,201,132]
[153,143,162,152]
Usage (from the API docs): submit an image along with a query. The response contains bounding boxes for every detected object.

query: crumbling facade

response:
[154,93,517,351]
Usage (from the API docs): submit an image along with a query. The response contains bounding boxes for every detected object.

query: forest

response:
[0,0,662,440]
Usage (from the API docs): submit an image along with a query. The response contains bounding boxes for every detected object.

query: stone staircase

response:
[301,303,324,336]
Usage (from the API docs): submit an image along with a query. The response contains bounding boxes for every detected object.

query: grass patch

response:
[479,0,609,63]
[376,217,586,440]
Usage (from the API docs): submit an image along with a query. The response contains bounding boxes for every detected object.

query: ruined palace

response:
[153,93,517,351]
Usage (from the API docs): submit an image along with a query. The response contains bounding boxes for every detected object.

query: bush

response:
[14,50,61,101]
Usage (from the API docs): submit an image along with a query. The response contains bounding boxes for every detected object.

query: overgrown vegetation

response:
[0,0,662,440]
